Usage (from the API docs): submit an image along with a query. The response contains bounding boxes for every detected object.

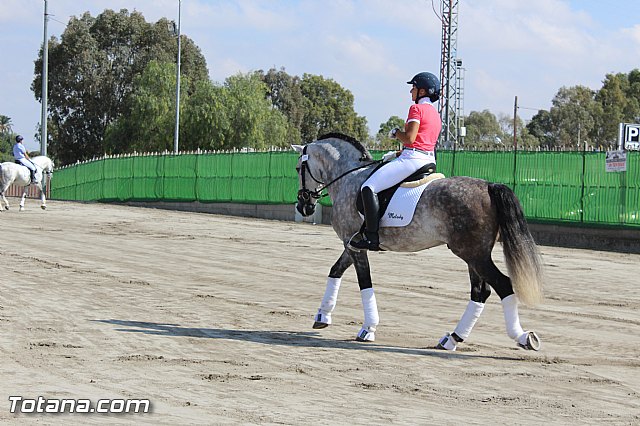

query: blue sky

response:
[1,0,639,151]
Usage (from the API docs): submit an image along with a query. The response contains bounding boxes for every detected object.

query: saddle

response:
[15,161,39,183]
[356,163,442,218]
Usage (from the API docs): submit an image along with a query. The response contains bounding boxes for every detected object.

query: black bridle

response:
[296,145,377,216]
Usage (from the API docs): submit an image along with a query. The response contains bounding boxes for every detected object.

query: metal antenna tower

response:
[439,0,461,149]
[455,58,465,148]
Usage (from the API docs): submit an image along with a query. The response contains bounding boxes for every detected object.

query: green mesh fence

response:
[103,157,133,201]
[132,155,164,200]
[51,150,640,228]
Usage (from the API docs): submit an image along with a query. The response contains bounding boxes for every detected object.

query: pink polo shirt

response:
[404,98,441,152]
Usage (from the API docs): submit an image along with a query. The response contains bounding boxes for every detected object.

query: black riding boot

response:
[30,170,36,183]
[349,187,380,251]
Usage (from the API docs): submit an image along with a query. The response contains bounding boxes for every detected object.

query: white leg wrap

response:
[501,294,525,341]
[453,300,485,341]
[437,333,458,351]
[319,277,341,314]
[314,277,341,325]
[360,288,379,329]
[357,288,379,341]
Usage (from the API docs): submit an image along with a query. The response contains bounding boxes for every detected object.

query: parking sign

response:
[622,123,640,150]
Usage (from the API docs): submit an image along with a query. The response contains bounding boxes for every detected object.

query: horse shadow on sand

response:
[94,319,526,362]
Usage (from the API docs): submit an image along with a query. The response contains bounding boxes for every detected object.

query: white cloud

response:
[325,34,398,76]
[186,0,297,32]
[455,0,640,120]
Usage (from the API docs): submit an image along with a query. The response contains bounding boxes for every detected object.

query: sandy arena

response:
[0,200,638,424]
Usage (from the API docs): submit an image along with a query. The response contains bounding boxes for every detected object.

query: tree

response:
[0,115,13,134]
[592,71,640,148]
[526,109,554,149]
[104,60,184,153]
[496,113,539,150]
[106,68,290,152]
[549,86,597,149]
[626,69,640,123]
[256,69,370,145]
[180,79,229,151]
[375,116,405,150]
[463,110,502,149]
[0,115,14,161]
[299,73,369,144]
[219,73,290,150]
[518,128,542,150]
[594,73,627,147]
[255,68,305,146]
[32,9,209,165]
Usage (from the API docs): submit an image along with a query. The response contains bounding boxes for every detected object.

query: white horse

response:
[0,156,54,211]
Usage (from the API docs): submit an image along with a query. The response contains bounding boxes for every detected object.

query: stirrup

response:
[347,233,380,251]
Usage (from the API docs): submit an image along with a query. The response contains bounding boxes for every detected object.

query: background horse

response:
[293,133,544,351]
[0,156,54,211]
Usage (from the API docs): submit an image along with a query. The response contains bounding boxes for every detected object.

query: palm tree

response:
[0,115,13,134]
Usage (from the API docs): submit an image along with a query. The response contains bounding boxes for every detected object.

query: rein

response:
[298,145,378,201]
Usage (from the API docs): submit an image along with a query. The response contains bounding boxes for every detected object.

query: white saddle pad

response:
[358,174,445,228]
[378,180,436,227]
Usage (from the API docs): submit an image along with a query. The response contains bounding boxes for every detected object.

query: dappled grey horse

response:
[293,133,544,351]
[0,156,54,211]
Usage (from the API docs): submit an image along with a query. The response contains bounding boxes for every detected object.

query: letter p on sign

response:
[626,125,640,142]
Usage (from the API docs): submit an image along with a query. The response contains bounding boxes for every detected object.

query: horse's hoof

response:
[355,327,375,342]
[41,205,47,210]
[3,206,8,210]
[19,207,24,212]
[312,310,331,329]
[517,331,541,351]
[436,333,457,351]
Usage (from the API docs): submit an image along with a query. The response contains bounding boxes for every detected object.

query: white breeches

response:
[361,149,435,193]
[18,159,36,172]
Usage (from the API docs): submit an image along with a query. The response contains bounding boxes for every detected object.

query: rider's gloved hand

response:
[388,127,400,139]
[382,151,397,162]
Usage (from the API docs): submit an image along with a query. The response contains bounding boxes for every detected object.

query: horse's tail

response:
[488,183,544,306]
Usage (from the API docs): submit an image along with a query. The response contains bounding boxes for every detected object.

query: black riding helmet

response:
[15,135,24,143]
[407,72,440,103]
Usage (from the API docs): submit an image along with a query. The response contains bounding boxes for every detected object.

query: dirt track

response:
[0,200,638,425]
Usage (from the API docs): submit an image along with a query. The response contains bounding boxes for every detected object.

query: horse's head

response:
[292,144,323,217]
[32,156,54,174]
[293,134,374,217]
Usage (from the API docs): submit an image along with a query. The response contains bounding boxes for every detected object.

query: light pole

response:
[173,0,182,154]
[41,0,49,157]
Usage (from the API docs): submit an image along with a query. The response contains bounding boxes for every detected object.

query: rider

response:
[13,135,38,184]
[349,72,442,251]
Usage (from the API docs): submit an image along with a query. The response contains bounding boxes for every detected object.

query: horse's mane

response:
[317,132,372,160]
